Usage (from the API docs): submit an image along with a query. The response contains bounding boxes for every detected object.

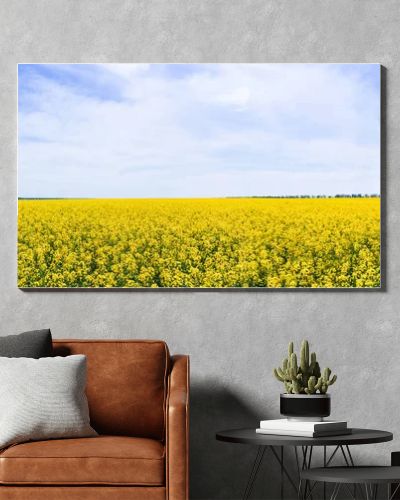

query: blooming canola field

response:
[18,198,380,288]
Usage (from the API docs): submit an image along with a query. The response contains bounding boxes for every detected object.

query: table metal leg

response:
[343,483,358,500]
[326,445,340,467]
[281,447,284,500]
[330,483,341,500]
[339,446,360,499]
[389,482,400,500]
[299,445,360,500]
[243,445,301,499]
[364,483,380,500]
[297,450,318,500]
[365,483,371,500]
[301,481,320,500]
[324,446,327,500]
[243,444,366,500]
[295,446,301,479]
[346,445,355,466]
[270,446,299,493]
[298,478,303,500]
[242,445,266,500]
[300,446,314,500]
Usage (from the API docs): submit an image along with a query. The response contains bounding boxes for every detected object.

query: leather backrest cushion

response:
[52,340,170,440]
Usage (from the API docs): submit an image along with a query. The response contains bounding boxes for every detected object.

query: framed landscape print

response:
[18,63,381,288]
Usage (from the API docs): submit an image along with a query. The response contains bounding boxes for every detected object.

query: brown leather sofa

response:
[0,339,189,500]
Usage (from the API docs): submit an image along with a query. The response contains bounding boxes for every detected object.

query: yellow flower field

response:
[17,198,380,288]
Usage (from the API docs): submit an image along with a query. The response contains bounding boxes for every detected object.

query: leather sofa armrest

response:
[166,355,189,500]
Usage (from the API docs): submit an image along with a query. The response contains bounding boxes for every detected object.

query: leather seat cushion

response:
[0,436,165,486]
[0,486,166,500]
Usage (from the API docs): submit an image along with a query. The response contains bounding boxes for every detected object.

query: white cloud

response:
[18,63,380,197]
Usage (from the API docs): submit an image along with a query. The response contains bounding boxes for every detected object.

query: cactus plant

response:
[273,340,337,395]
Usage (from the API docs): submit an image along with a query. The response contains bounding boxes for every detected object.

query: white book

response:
[259,419,347,432]
[256,428,352,438]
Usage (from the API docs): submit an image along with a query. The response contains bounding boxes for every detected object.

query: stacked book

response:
[256,419,351,438]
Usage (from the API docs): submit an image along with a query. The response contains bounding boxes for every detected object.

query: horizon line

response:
[18,194,381,200]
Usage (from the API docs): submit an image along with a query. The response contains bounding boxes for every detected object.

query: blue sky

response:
[18,63,380,198]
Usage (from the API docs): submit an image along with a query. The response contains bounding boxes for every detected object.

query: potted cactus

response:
[273,340,337,420]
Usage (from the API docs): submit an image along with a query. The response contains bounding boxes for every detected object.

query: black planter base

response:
[280,394,331,419]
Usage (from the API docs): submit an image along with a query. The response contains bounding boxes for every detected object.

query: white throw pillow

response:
[0,355,97,449]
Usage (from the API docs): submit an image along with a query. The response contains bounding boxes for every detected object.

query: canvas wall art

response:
[18,63,381,288]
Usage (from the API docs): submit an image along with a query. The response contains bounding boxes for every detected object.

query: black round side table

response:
[301,466,400,500]
[216,428,393,500]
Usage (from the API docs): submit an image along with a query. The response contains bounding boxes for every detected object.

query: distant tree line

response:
[228,194,380,199]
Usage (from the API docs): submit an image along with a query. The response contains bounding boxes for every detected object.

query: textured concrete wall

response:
[0,2,399,499]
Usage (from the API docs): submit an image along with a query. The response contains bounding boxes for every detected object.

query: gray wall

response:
[0,2,399,499]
